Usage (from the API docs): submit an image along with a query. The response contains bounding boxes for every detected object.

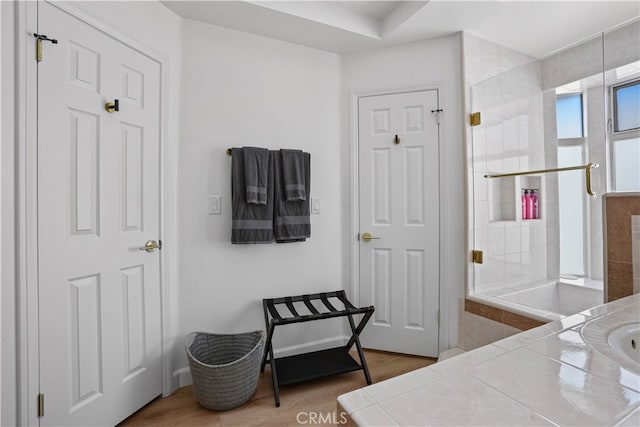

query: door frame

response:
[16,1,176,424]
[349,85,449,355]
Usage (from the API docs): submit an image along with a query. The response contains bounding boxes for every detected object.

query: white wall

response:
[341,35,464,349]
[2,2,17,424]
[176,19,343,377]
[540,21,639,92]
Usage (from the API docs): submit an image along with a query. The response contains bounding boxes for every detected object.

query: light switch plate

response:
[311,197,320,214]
[208,195,222,215]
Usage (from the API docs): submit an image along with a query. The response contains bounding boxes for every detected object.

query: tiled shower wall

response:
[469,50,548,295]
[461,34,542,349]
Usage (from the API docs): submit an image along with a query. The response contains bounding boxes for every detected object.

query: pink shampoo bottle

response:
[530,190,539,219]
[522,190,530,220]
[526,189,535,220]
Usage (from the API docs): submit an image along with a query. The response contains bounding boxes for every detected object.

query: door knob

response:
[361,232,380,242]
[139,240,162,252]
[104,99,119,113]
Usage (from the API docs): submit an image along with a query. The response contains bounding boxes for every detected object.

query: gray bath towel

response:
[273,150,310,243]
[231,148,274,244]
[281,149,307,201]
[243,147,269,205]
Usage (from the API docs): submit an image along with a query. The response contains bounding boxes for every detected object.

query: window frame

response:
[609,77,640,191]
[611,78,640,134]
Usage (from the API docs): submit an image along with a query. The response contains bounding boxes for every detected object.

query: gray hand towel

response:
[231,148,274,244]
[243,146,269,205]
[273,150,311,243]
[281,149,306,201]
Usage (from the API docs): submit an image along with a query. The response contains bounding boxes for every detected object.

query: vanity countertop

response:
[338,294,640,426]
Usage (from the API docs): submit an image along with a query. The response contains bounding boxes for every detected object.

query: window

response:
[610,78,640,191]
[612,137,640,191]
[612,80,640,132]
[556,94,584,139]
[556,91,586,277]
[558,145,585,276]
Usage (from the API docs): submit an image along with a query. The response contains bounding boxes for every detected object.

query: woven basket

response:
[186,330,265,411]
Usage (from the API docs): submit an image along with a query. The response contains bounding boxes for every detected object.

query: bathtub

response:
[470,280,604,322]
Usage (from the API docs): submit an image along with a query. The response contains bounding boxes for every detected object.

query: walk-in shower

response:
[468,20,640,324]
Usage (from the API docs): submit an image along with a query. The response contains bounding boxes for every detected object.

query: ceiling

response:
[161,1,640,58]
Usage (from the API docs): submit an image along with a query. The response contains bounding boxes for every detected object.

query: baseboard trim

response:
[172,367,192,390]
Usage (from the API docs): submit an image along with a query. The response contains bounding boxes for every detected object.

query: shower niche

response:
[488,175,542,222]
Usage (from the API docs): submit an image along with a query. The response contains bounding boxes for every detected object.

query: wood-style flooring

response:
[119,350,435,426]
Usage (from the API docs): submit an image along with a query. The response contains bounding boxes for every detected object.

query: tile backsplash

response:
[633,215,640,294]
[603,193,640,301]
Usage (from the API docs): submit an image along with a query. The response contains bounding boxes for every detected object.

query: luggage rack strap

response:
[302,295,320,314]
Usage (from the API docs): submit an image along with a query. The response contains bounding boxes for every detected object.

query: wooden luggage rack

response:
[261,290,375,407]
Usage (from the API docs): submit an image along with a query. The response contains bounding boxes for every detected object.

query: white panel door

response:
[37,2,162,425]
[358,90,440,357]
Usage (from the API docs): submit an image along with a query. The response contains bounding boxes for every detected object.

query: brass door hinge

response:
[471,250,483,264]
[470,112,481,127]
[34,33,58,62]
[37,393,44,417]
